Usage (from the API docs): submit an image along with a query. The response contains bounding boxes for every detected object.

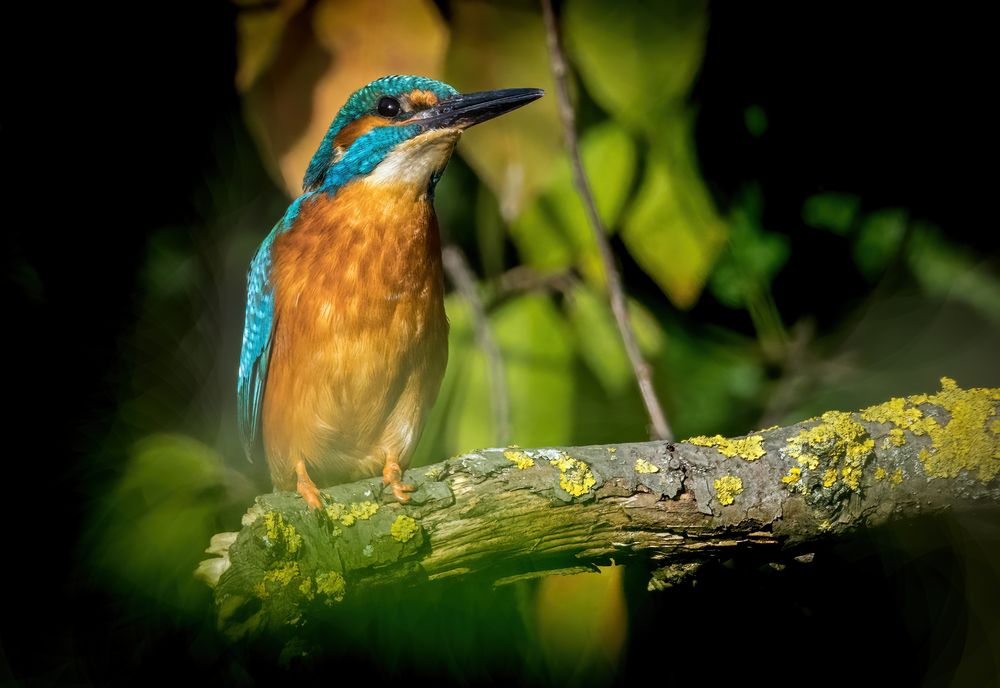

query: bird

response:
[238,75,543,509]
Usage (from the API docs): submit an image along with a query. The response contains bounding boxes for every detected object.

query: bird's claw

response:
[383,460,414,503]
[295,460,323,510]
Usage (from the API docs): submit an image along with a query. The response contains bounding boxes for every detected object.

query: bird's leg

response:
[382,454,414,503]
[294,459,323,510]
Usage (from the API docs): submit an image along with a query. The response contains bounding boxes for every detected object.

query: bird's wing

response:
[237,223,279,462]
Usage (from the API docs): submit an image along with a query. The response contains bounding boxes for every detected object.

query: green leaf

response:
[565,0,708,134]
[709,189,790,308]
[509,122,637,285]
[415,294,576,459]
[907,224,1000,322]
[621,121,728,308]
[444,0,563,217]
[802,192,860,235]
[566,284,632,394]
[853,208,907,278]
[92,435,230,615]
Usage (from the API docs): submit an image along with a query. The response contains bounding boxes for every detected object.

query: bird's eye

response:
[377,96,401,118]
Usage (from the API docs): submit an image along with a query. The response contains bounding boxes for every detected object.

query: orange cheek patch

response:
[333,115,385,149]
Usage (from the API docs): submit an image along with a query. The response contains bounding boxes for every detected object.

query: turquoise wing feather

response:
[237,223,278,461]
[238,195,313,460]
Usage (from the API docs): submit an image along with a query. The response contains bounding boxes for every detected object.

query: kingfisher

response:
[238,75,542,509]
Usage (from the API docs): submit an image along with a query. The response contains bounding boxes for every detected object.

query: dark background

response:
[5,1,998,685]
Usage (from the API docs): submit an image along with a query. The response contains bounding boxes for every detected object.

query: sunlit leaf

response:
[241,0,449,196]
[415,293,575,460]
[567,284,632,394]
[565,0,707,134]
[444,1,562,218]
[509,122,637,284]
[235,0,310,93]
[621,121,728,308]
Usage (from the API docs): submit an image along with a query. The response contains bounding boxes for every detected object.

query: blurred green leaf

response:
[444,0,563,218]
[510,122,637,284]
[565,0,707,135]
[416,293,575,460]
[744,105,768,138]
[567,284,632,394]
[628,297,666,356]
[621,123,728,308]
[93,435,228,615]
[709,188,790,308]
[802,192,860,235]
[853,208,908,278]
[907,224,1000,322]
[657,327,764,436]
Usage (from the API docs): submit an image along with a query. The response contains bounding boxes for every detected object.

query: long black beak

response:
[413,88,544,130]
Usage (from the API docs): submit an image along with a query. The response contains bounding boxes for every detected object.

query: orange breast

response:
[262,182,449,490]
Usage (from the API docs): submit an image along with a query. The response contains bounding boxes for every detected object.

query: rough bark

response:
[199,379,1000,640]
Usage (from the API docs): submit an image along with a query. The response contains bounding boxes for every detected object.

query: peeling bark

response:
[199,380,1000,641]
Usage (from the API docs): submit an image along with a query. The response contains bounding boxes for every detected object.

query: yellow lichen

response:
[861,396,926,430]
[325,501,380,527]
[350,501,379,520]
[504,450,535,469]
[299,577,314,600]
[607,447,618,454]
[549,453,597,497]
[687,434,767,461]
[634,459,659,474]
[890,468,903,485]
[919,378,1000,480]
[713,475,743,506]
[783,410,874,491]
[862,378,1000,481]
[262,511,302,554]
[796,453,821,470]
[841,465,863,490]
[781,467,802,485]
[822,468,838,488]
[885,428,906,447]
[255,561,300,598]
[818,520,832,532]
[390,515,419,542]
[315,571,346,603]
[874,466,887,481]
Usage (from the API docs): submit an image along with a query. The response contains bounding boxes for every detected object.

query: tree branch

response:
[539,0,673,441]
[200,380,1000,640]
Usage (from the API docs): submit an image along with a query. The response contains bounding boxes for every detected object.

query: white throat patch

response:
[363,128,462,189]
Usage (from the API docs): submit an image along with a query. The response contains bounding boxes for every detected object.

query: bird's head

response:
[303,75,542,196]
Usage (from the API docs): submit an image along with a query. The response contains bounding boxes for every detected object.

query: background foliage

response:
[5,0,999,685]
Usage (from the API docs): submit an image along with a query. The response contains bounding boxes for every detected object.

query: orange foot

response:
[383,459,415,503]
[294,460,323,510]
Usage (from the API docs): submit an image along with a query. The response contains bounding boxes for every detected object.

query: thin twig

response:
[539,0,672,441]
[442,244,511,445]
[496,266,576,299]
